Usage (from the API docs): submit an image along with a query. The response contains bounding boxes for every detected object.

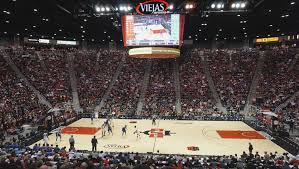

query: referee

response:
[91,136,98,151]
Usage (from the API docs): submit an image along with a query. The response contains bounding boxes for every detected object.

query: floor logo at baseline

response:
[187,146,199,151]
[142,128,176,138]
[103,144,130,149]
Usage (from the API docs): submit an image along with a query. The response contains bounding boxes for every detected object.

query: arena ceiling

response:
[0,0,298,44]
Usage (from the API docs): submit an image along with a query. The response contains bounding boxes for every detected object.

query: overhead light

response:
[3,10,10,14]
[84,19,87,22]
[211,4,216,9]
[95,6,101,12]
[81,35,84,38]
[185,4,194,9]
[33,25,36,28]
[82,30,85,33]
[4,32,7,34]
[105,7,110,11]
[216,3,222,9]
[5,20,9,23]
[59,29,62,32]
[25,28,28,31]
[240,2,246,8]
[16,33,20,36]
[235,3,240,8]
[169,4,174,10]
[54,33,56,35]
[290,2,295,5]
[33,9,38,12]
[231,3,236,8]
[80,26,83,29]
[115,7,118,11]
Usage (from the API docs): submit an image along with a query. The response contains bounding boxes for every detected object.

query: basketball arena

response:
[0,0,299,168]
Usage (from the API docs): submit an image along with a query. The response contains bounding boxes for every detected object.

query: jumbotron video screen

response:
[122,14,184,46]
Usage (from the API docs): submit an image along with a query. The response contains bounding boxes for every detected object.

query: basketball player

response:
[133,126,141,139]
[122,125,127,136]
[90,113,94,124]
[152,116,156,125]
[55,129,62,142]
[43,132,49,145]
[101,123,106,137]
[107,124,113,135]
[104,118,109,128]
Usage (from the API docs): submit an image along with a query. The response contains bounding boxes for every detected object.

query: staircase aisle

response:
[3,55,52,108]
[94,56,126,113]
[67,54,82,112]
[275,90,299,113]
[173,60,182,115]
[243,52,265,113]
[136,60,152,115]
[200,55,227,113]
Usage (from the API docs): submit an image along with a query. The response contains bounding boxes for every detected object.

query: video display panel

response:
[122,14,184,46]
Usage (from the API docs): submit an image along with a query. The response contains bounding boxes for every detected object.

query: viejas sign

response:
[136,0,169,15]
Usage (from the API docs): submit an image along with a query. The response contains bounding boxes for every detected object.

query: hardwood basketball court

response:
[31,118,287,156]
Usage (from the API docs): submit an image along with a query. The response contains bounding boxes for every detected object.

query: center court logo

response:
[103,144,130,149]
[142,128,175,138]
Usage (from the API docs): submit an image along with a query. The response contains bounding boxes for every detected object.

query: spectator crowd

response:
[0,143,298,169]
